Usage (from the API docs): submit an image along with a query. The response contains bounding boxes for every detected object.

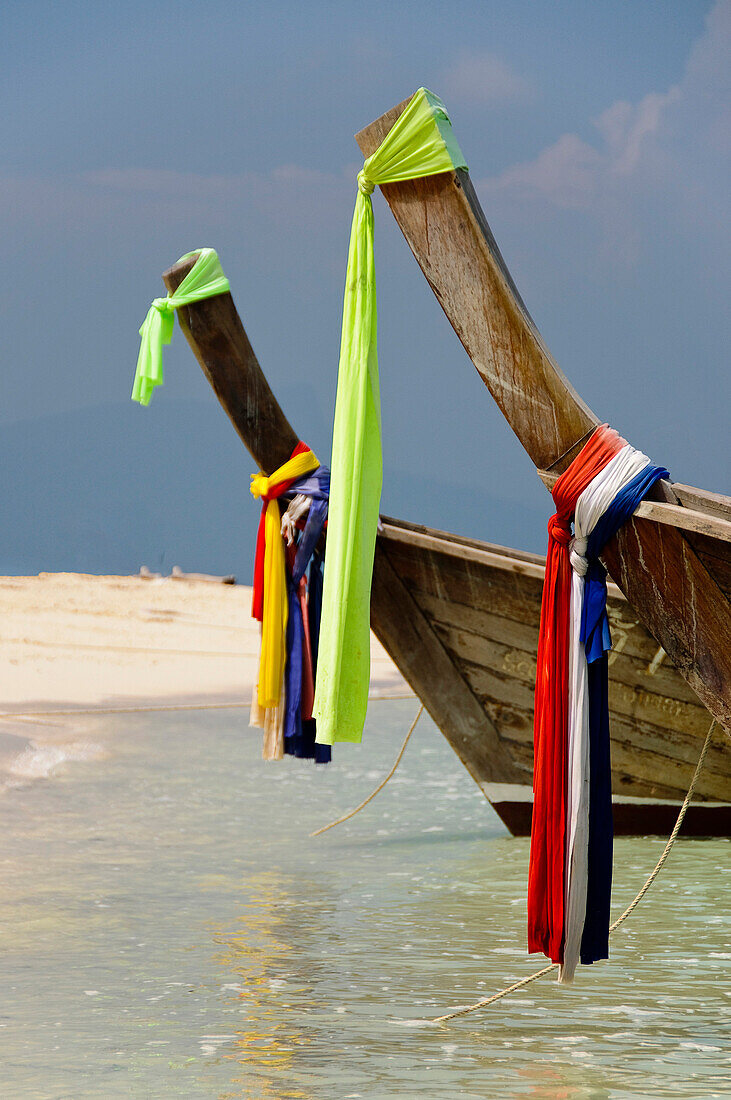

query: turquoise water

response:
[1,700,729,1098]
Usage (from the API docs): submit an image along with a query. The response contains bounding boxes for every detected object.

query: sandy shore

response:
[0,573,412,784]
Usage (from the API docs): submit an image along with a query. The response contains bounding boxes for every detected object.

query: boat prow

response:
[355,94,731,738]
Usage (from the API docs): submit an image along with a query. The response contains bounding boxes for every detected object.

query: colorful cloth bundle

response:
[130,253,331,761]
[249,443,331,763]
[528,425,668,981]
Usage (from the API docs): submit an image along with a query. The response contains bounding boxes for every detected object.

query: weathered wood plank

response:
[381,522,547,580]
[685,532,731,600]
[673,483,731,522]
[473,690,728,801]
[417,589,659,666]
[355,96,731,732]
[375,521,730,735]
[604,518,731,732]
[433,620,702,707]
[163,254,299,473]
[384,538,546,624]
[605,718,728,801]
[381,516,547,569]
[370,542,522,785]
[354,122,597,470]
[460,656,712,745]
[537,469,731,543]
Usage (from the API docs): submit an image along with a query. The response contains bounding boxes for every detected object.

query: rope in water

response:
[311,704,425,837]
[0,693,416,722]
[431,717,718,1024]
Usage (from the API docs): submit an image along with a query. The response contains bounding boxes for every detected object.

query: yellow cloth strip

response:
[249,450,320,503]
[250,448,319,709]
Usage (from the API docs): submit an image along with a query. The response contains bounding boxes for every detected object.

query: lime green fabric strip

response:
[131,248,230,405]
[313,88,466,746]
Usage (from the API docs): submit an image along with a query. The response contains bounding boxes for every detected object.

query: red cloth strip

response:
[251,441,311,622]
[527,425,624,962]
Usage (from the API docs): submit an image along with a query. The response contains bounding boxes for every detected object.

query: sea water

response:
[0,700,728,1099]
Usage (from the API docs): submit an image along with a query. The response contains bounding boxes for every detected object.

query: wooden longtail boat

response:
[159,227,730,837]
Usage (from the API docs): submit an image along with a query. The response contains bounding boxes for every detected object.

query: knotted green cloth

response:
[131,248,230,405]
[313,88,467,746]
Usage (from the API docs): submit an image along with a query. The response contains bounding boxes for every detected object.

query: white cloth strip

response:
[281,494,311,545]
[560,444,652,983]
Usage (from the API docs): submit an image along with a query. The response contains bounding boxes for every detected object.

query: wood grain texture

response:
[537,469,731,543]
[434,621,700,707]
[370,541,523,786]
[355,116,597,470]
[355,96,731,732]
[604,518,731,731]
[163,254,299,474]
[673,483,731,521]
[685,532,731,600]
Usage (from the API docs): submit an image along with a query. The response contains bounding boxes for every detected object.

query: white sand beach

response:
[0,572,411,784]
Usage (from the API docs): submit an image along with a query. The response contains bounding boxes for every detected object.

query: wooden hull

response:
[488,791,730,838]
[375,518,731,836]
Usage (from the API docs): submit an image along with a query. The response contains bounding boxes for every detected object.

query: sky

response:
[1,0,729,577]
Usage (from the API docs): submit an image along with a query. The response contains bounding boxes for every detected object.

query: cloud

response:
[594,89,681,176]
[477,1,730,261]
[480,132,603,210]
[83,164,350,225]
[480,85,680,212]
[0,162,352,244]
[440,50,530,106]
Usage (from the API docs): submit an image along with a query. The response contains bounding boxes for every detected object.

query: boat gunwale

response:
[379,515,627,601]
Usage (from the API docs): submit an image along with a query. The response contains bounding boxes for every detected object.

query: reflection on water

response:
[211,874,321,1099]
[0,701,728,1098]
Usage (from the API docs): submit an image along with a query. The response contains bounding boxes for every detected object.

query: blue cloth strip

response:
[581,463,669,664]
[283,579,304,756]
[580,655,613,963]
[280,467,331,764]
[293,495,328,584]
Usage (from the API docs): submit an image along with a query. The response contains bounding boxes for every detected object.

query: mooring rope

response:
[311,704,425,837]
[0,702,250,719]
[431,717,717,1024]
[0,691,415,723]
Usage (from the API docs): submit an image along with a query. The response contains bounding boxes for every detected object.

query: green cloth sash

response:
[131,248,230,405]
[312,88,467,746]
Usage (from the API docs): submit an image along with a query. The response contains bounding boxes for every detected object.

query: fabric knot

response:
[357,170,375,196]
[570,536,588,576]
[250,472,270,501]
[547,513,571,548]
[151,296,174,314]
